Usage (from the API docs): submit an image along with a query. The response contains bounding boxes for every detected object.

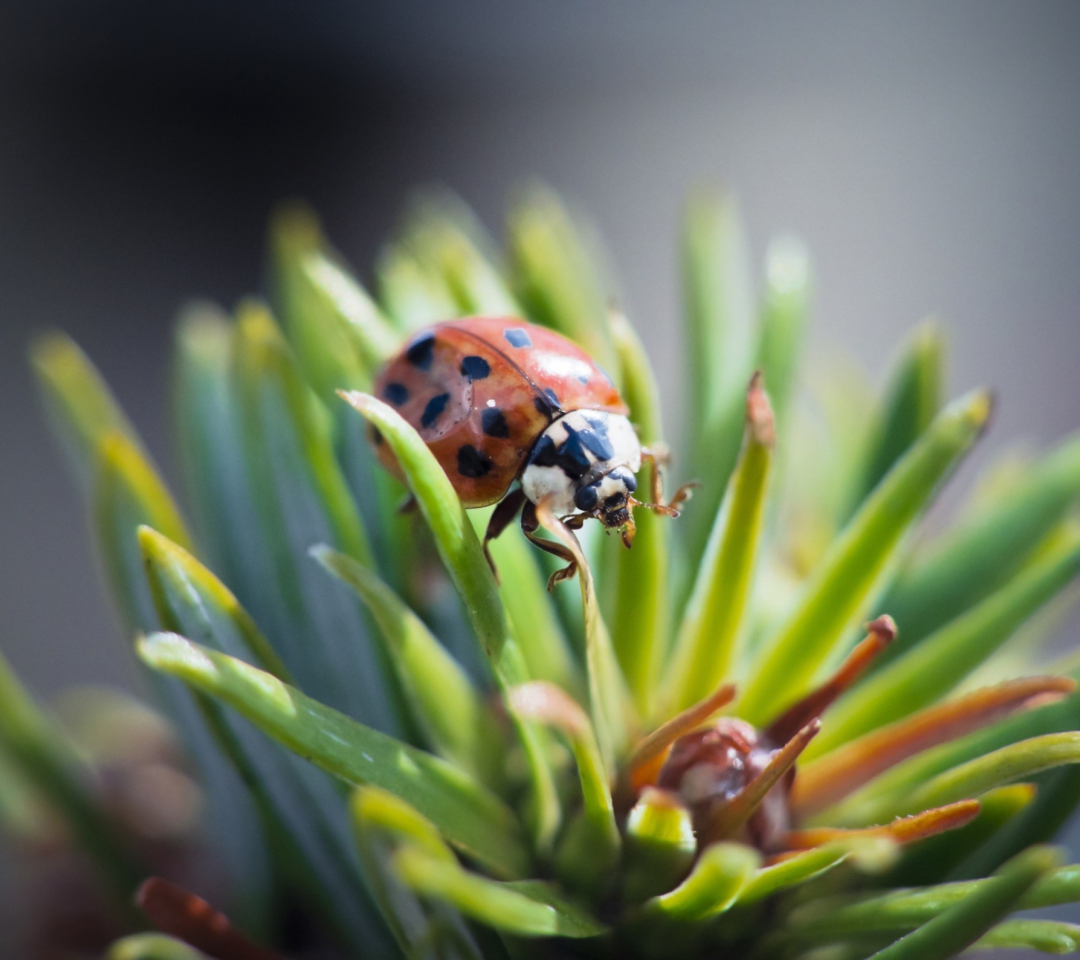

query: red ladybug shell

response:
[373,317,627,507]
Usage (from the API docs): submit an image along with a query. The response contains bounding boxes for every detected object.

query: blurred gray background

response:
[1,0,1079,880]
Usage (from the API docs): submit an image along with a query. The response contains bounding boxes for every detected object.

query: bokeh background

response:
[1,0,1080,941]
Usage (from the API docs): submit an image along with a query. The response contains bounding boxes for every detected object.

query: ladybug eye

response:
[575,484,599,512]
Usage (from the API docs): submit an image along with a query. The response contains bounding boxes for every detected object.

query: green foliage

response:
[859,846,1059,960]
[138,527,390,949]
[882,430,1080,651]
[665,374,774,712]
[645,843,761,921]
[680,190,757,570]
[739,390,992,725]
[0,646,143,901]
[755,236,812,430]
[844,320,945,519]
[106,935,210,960]
[813,526,1080,758]
[138,631,529,880]
[608,309,670,712]
[508,184,618,379]
[30,332,144,489]
[19,188,1080,960]
[315,546,502,785]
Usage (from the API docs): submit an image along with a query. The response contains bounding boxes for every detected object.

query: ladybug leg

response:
[483,488,527,582]
[521,501,579,590]
[666,481,701,512]
[639,444,673,509]
[561,512,591,530]
[640,446,699,516]
[640,444,671,506]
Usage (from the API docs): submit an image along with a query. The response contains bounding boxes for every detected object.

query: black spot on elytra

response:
[575,372,591,384]
[383,382,409,406]
[406,332,436,369]
[421,393,450,429]
[457,445,493,478]
[460,356,490,380]
[504,328,532,348]
[533,387,562,417]
[482,408,510,438]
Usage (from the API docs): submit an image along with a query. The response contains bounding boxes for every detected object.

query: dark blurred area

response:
[2,0,1080,743]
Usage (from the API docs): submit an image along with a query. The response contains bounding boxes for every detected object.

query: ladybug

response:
[371,317,693,585]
